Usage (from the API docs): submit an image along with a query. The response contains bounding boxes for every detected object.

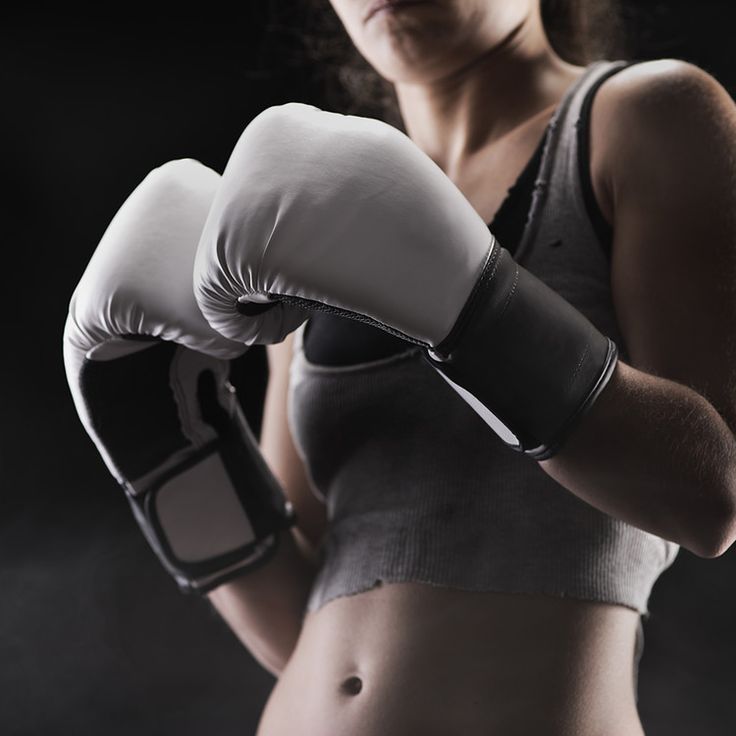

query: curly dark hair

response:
[268,1,626,126]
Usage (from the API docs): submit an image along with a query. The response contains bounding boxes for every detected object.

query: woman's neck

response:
[394,11,584,179]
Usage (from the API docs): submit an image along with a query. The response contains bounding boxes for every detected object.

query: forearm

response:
[540,360,736,557]
[208,528,318,676]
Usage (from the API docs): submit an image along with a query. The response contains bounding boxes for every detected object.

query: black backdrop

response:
[1,3,735,734]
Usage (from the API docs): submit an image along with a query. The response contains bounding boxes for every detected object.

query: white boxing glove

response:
[64,159,294,594]
[194,105,617,460]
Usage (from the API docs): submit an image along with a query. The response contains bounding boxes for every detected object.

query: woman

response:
[207,1,736,733]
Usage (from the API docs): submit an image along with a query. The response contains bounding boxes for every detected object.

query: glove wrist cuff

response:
[427,239,618,459]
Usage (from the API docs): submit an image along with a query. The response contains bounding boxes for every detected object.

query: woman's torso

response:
[257,61,672,735]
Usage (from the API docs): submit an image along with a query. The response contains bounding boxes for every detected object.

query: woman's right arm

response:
[207,330,327,676]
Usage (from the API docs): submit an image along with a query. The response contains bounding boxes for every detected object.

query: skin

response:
[209,0,736,733]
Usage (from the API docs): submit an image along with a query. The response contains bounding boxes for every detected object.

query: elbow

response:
[693,532,735,560]
[687,480,736,559]
[693,527,736,559]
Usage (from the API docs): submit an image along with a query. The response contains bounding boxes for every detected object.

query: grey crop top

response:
[287,61,679,642]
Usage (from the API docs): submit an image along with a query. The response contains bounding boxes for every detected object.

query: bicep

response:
[261,331,328,552]
[594,60,736,430]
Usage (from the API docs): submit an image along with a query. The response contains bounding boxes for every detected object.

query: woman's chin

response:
[362,29,459,85]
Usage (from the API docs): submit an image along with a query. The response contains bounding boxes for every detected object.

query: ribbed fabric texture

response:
[287,61,680,622]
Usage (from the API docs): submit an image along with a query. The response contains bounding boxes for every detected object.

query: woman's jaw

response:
[330,0,544,85]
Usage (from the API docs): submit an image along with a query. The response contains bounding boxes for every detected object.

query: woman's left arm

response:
[540,60,736,559]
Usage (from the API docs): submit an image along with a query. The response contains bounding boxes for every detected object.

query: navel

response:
[340,675,363,696]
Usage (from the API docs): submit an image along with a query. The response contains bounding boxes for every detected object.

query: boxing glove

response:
[63,159,294,594]
[194,105,617,460]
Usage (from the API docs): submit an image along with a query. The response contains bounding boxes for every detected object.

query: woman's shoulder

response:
[588,58,736,225]
[595,58,732,125]
[604,57,720,90]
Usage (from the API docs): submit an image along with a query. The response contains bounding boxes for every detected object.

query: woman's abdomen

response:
[256,582,645,736]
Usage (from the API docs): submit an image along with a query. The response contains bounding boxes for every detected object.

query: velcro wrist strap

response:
[126,434,295,594]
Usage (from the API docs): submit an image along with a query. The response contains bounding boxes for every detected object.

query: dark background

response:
[1,3,735,734]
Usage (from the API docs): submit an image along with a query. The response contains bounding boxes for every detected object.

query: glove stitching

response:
[566,343,590,393]
[433,237,501,358]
